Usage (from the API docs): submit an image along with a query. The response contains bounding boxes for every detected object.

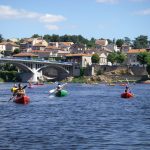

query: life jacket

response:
[17,88,25,95]
[11,87,18,93]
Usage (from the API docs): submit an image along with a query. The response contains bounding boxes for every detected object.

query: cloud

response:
[0,5,66,30]
[39,14,65,23]
[96,0,119,4]
[45,25,59,30]
[135,8,150,15]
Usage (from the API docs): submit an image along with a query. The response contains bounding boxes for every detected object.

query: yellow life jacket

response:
[11,87,18,93]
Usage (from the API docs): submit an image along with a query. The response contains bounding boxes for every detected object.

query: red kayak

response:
[121,92,134,98]
[13,95,30,104]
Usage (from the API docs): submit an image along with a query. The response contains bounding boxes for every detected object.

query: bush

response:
[0,71,22,82]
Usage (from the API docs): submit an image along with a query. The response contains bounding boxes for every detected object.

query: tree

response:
[116,52,126,64]
[116,39,124,47]
[133,35,148,49]
[124,37,131,45]
[107,52,117,65]
[137,51,150,67]
[91,53,100,63]
[146,64,150,75]
[0,34,3,42]
[31,34,41,38]
[13,48,21,55]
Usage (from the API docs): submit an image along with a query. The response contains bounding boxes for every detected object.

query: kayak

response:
[33,83,44,85]
[119,83,126,86]
[108,83,115,86]
[121,92,134,98]
[55,90,68,97]
[13,95,30,104]
[28,86,34,88]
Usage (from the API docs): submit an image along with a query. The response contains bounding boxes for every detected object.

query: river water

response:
[0,83,150,150]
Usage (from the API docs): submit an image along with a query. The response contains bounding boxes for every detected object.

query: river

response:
[0,83,150,149]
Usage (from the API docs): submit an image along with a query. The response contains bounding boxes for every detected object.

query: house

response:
[69,43,86,54]
[121,44,132,54]
[127,49,146,66]
[32,38,48,47]
[13,52,38,59]
[95,39,108,49]
[0,42,19,56]
[31,50,70,61]
[65,53,92,67]
[49,42,73,51]
[32,43,46,51]
[0,42,6,53]
[20,38,48,52]
[106,43,119,52]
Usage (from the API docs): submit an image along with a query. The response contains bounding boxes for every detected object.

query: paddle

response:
[9,85,27,101]
[49,88,57,94]
[49,83,67,94]
[126,78,132,93]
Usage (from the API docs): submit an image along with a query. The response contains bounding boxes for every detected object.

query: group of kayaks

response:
[10,82,134,105]
[10,83,68,104]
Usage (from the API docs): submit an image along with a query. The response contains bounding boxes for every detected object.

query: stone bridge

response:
[0,58,80,82]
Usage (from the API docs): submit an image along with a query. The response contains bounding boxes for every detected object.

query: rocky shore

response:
[64,67,149,84]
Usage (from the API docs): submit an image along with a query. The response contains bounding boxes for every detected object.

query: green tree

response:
[133,35,148,49]
[13,48,21,55]
[0,34,3,42]
[91,53,100,63]
[116,39,124,47]
[107,52,117,65]
[137,51,150,67]
[116,52,126,64]
[146,64,150,75]
[31,34,41,38]
[124,37,131,45]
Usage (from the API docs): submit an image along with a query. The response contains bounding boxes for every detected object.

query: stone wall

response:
[93,65,148,76]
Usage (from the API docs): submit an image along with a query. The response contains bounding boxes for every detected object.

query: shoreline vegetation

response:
[0,67,150,84]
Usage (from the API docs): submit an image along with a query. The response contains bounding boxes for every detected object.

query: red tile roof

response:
[13,53,38,57]
[127,49,146,54]
[65,53,92,57]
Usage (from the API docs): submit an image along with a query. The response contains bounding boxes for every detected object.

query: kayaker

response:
[11,84,18,94]
[125,85,131,93]
[56,83,62,92]
[16,83,25,97]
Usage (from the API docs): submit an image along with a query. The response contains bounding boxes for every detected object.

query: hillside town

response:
[0,35,150,83]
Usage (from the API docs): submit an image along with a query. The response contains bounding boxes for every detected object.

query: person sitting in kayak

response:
[16,83,25,97]
[125,85,131,93]
[11,84,18,94]
[56,83,62,92]
[9,84,18,100]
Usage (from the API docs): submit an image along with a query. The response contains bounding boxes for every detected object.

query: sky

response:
[0,0,150,40]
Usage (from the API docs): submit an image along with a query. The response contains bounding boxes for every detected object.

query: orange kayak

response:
[14,95,30,104]
[121,92,134,98]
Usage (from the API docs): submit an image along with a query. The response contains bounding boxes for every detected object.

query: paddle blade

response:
[49,89,56,94]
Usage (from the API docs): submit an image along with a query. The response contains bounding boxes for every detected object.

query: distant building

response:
[13,52,38,59]
[49,42,74,51]
[70,43,86,54]
[95,39,108,49]
[65,53,92,67]
[0,42,19,56]
[121,44,132,53]
[127,49,146,66]
[20,38,48,52]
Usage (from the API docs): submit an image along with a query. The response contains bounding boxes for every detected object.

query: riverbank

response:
[63,75,138,84]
